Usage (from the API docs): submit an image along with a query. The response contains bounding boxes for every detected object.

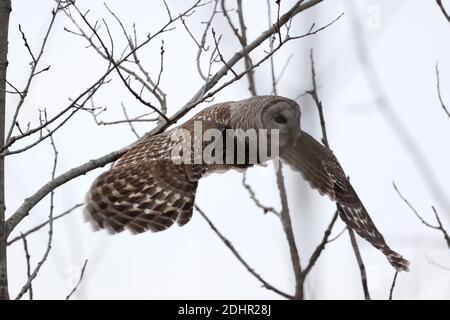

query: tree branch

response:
[196,205,294,299]
[15,132,58,300]
[435,63,450,119]
[394,182,450,250]
[242,170,280,216]
[436,0,450,24]
[275,164,303,299]
[7,203,83,246]
[0,0,12,301]
[65,259,88,300]
[20,235,32,300]
[348,228,370,300]
[389,270,399,300]
[308,49,370,299]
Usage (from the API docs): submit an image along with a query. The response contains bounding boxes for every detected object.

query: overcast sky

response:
[5,0,450,299]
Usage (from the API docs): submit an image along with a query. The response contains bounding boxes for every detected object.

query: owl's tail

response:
[379,245,410,272]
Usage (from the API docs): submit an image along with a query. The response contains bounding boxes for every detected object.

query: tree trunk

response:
[0,0,11,301]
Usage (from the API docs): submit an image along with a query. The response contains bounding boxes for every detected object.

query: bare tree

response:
[2,0,448,300]
[0,0,347,300]
[0,0,12,301]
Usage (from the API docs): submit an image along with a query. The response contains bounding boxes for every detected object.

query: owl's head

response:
[260,96,301,148]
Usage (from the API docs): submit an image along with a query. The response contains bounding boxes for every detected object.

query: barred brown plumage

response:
[84,95,409,271]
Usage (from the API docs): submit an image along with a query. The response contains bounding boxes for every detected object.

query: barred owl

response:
[85,95,409,271]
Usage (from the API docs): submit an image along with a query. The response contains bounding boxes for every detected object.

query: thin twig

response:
[307,49,329,147]
[348,228,371,300]
[3,80,106,156]
[71,5,170,123]
[7,203,83,246]
[389,271,399,300]
[327,226,347,243]
[20,235,33,300]
[275,165,303,299]
[194,0,218,80]
[15,132,58,300]
[221,0,257,95]
[18,24,36,63]
[435,63,450,119]
[431,206,450,250]
[65,259,88,300]
[6,0,64,143]
[120,103,141,139]
[436,0,450,24]
[211,29,237,77]
[242,170,279,216]
[196,205,294,299]
[302,211,339,277]
[309,49,370,299]
[103,3,168,113]
[267,0,278,96]
[394,182,450,249]
[425,253,450,271]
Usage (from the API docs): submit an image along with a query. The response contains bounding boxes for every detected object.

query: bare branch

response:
[242,170,279,216]
[212,29,237,77]
[326,226,347,243]
[348,228,370,300]
[18,24,36,63]
[20,235,32,300]
[2,78,107,156]
[6,0,64,144]
[62,6,167,110]
[236,0,257,95]
[7,203,83,246]
[15,132,58,300]
[308,49,370,299]
[307,49,329,147]
[65,259,88,300]
[71,5,170,124]
[431,206,450,250]
[102,3,168,114]
[275,164,303,299]
[302,211,339,277]
[393,182,440,229]
[196,204,295,299]
[435,63,450,119]
[120,103,141,139]
[2,79,110,154]
[221,0,257,95]
[425,253,450,271]
[194,0,218,80]
[436,0,450,24]
[389,271,399,300]
[395,182,450,250]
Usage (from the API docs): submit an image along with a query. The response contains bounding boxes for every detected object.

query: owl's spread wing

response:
[84,120,226,234]
[282,131,409,271]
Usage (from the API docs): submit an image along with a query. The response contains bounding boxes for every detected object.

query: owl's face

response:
[261,99,301,148]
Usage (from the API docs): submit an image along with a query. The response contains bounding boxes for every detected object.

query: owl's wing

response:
[281,131,409,271]
[84,120,226,234]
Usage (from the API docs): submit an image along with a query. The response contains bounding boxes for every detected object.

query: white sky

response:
[4,0,450,299]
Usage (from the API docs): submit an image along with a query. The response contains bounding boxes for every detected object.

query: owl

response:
[85,95,409,271]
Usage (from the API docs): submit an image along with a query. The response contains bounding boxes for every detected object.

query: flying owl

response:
[85,95,409,271]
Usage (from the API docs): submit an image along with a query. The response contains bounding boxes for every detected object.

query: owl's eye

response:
[273,114,287,124]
